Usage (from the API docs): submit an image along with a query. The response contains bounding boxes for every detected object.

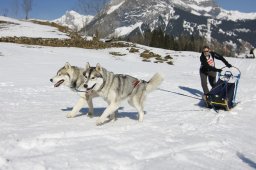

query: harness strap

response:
[96,78,106,92]
[132,80,141,88]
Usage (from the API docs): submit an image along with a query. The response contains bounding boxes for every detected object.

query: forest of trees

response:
[126,28,236,57]
[149,29,206,52]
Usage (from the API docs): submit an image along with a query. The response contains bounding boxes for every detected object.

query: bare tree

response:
[22,0,32,20]
[1,8,9,17]
[77,0,91,34]
[12,0,20,18]
[76,0,112,38]
[77,0,108,15]
[76,0,108,35]
[77,0,90,15]
[93,0,107,14]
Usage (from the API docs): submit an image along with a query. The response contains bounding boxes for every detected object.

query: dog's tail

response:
[146,73,164,93]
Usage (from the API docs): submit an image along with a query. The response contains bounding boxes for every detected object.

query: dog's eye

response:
[91,77,95,80]
[84,75,87,79]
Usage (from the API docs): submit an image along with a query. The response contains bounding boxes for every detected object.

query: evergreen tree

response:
[150,29,165,48]
[164,34,171,49]
[143,29,152,46]
[169,35,175,50]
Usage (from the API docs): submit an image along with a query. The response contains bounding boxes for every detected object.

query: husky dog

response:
[50,62,98,118]
[83,62,164,125]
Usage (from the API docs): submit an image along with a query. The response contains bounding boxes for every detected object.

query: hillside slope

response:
[0,16,69,39]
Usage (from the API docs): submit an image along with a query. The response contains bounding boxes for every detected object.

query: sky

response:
[216,0,256,13]
[0,0,106,20]
[0,0,256,20]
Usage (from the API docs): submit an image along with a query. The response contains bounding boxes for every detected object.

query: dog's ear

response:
[85,62,90,70]
[65,62,71,69]
[96,63,102,72]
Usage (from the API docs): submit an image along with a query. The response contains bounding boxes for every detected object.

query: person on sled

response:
[199,45,232,101]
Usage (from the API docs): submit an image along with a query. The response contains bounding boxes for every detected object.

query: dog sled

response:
[205,66,241,111]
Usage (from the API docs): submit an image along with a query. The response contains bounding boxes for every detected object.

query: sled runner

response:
[205,66,241,111]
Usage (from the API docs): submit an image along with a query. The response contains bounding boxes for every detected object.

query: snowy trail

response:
[0,43,256,170]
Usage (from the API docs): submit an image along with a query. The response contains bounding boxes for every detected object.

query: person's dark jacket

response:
[200,51,231,74]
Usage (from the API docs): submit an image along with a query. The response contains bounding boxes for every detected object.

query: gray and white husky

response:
[50,62,98,118]
[83,62,164,125]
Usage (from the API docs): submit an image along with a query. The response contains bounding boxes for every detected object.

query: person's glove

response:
[226,63,232,68]
[216,69,222,73]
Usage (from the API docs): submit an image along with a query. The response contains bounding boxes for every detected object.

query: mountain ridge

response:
[81,0,255,53]
[53,10,94,31]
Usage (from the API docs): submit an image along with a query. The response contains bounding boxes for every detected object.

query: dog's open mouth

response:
[86,84,96,93]
[54,79,64,87]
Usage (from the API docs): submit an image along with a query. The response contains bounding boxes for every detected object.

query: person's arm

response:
[211,52,232,67]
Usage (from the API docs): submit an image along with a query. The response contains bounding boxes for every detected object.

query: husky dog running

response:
[50,62,98,118]
[83,62,164,125]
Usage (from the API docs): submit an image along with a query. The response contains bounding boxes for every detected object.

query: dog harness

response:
[132,80,141,87]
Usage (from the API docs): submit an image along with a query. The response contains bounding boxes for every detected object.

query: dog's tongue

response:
[54,80,64,87]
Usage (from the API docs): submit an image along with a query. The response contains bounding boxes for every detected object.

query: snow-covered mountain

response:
[216,9,256,21]
[168,0,220,16]
[53,10,94,31]
[83,0,256,50]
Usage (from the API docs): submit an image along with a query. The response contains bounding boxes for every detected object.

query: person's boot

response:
[202,94,212,108]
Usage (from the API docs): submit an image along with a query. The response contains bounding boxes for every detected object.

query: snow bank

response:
[0,16,69,39]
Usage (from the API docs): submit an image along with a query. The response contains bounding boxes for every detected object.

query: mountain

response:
[83,0,256,53]
[216,9,256,21]
[53,10,94,31]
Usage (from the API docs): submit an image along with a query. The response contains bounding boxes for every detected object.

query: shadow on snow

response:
[61,107,139,120]
[237,152,256,169]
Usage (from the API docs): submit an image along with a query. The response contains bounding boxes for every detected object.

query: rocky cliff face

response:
[82,0,256,50]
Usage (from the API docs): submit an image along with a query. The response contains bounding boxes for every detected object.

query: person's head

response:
[202,46,210,56]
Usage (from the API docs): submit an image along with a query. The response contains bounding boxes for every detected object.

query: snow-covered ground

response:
[0,42,256,170]
[0,16,69,39]
[0,16,256,170]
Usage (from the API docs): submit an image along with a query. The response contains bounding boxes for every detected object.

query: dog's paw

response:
[108,113,116,120]
[87,112,94,118]
[66,113,76,118]
[96,118,104,126]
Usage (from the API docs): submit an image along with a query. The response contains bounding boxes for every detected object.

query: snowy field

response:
[1,16,256,170]
[0,42,256,170]
[0,16,69,39]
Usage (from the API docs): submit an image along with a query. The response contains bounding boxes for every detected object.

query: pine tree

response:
[150,29,165,48]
